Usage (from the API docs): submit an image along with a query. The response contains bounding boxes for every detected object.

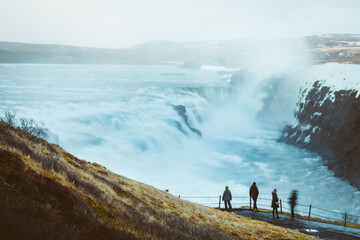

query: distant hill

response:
[0,34,359,65]
[0,121,316,239]
[0,42,138,64]
[307,34,360,64]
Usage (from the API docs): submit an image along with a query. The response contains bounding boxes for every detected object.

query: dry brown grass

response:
[315,46,360,52]
[313,45,360,64]
[0,121,319,239]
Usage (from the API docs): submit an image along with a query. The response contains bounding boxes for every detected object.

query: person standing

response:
[289,190,297,218]
[272,189,279,218]
[249,182,259,211]
[222,186,232,211]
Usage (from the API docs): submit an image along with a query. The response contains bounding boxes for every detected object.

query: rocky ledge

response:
[281,80,360,189]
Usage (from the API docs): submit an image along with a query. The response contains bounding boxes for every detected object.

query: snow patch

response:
[294,63,360,112]
[301,124,312,131]
[312,126,319,134]
[304,63,360,93]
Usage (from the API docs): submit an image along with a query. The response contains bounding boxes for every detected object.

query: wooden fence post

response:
[218,195,221,209]
[280,199,282,214]
[344,212,347,227]
[308,204,312,220]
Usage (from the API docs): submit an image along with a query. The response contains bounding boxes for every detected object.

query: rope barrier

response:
[349,213,360,218]
[311,213,341,222]
[257,198,272,201]
[311,206,343,215]
[296,203,309,207]
[181,196,218,198]
[196,202,219,204]
[295,210,310,215]
[257,204,270,207]
[179,194,359,225]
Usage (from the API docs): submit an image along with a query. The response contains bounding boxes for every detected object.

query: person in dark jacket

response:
[249,182,259,211]
[271,189,279,218]
[222,186,232,211]
[289,190,297,218]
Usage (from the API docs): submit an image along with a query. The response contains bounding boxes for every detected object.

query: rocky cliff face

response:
[281,80,360,189]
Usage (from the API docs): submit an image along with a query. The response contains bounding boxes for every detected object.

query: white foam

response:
[1,63,359,218]
[201,65,239,72]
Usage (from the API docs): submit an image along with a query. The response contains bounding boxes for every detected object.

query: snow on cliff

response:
[300,63,360,95]
[288,63,360,127]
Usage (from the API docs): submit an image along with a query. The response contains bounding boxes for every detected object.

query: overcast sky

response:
[0,0,359,48]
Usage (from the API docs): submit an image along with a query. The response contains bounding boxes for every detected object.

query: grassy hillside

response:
[0,121,318,240]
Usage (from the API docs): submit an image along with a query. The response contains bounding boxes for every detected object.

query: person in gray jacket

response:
[222,186,232,211]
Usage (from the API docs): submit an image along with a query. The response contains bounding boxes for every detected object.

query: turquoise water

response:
[0,64,359,220]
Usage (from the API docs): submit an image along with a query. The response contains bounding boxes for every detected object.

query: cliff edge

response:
[281,78,360,189]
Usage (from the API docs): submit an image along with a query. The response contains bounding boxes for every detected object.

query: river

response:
[1,63,359,221]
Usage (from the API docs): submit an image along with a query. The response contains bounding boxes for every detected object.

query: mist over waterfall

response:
[0,63,359,219]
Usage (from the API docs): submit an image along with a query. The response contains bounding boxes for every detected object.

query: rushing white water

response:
[0,63,359,220]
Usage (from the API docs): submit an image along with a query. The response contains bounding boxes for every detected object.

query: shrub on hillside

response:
[0,111,48,139]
